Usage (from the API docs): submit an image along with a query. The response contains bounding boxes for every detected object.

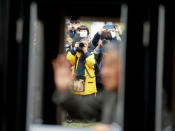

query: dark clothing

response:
[92,32,101,48]
[94,47,104,69]
[52,90,120,124]
[75,53,86,80]
[92,33,104,92]
[68,30,76,40]
[93,47,103,92]
[92,32,121,48]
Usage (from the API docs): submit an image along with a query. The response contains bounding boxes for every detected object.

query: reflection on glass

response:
[156,5,173,131]
[26,4,127,131]
[52,16,126,130]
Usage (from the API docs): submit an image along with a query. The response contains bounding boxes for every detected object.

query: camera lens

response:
[79,42,85,48]
[102,39,108,45]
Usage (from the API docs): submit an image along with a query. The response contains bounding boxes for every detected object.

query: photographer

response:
[92,24,121,48]
[93,31,112,92]
[65,39,97,122]
[114,24,122,40]
[66,39,97,96]
[94,31,112,68]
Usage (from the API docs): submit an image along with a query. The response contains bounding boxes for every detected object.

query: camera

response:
[102,39,108,45]
[79,42,85,49]
[75,42,85,52]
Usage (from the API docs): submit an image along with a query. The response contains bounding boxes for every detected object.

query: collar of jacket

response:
[76,51,83,58]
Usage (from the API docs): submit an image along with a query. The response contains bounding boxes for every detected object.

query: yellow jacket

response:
[66,50,97,95]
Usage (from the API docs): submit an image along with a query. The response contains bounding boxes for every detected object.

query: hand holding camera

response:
[74,42,79,51]
[97,39,103,49]
[81,40,88,53]
[99,26,106,35]
[97,39,109,49]
[74,40,88,53]
[114,24,122,34]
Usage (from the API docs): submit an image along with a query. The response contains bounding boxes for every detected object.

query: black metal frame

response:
[1,0,175,131]
[0,0,30,131]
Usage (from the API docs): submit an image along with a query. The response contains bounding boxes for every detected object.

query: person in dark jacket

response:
[52,44,122,130]
[94,31,112,69]
[66,19,80,41]
[64,19,80,54]
[92,24,121,48]
[93,31,113,92]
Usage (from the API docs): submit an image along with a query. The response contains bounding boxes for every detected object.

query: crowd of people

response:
[65,19,122,94]
[52,19,123,130]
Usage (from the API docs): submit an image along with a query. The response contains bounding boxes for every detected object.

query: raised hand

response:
[81,40,89,53]
[91,124,112,131]
[97,39,103,49]
[52,54,73,93]
[99,25,106,35]
[74,42,79,51]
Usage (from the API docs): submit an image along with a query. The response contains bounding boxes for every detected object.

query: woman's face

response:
[101,50,120,91]
[79,30,88,37]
